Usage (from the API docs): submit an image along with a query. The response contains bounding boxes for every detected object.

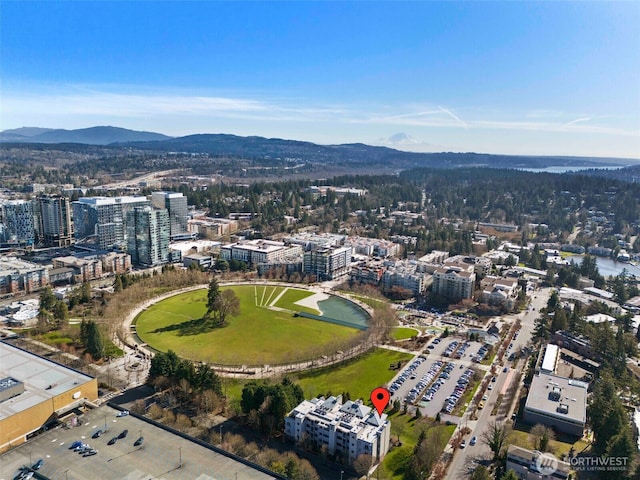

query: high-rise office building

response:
[126,206,170,267]
[38,195,74,247]
[0,200,36,246]
[72,196,149,250]
[151,191,188,240]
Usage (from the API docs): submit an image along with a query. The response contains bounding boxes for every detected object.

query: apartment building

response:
[220,239,303,266]
[381,260,432,295]
[0,256,49,294]
[432,266,476,302]
[480,275,520,311]
[0,200,36,246]
[285,395,390,464]
[37,195,74,247]
[126,206,170,267]
[303,245,351,280]
[345,237,400,258]
[52,256,103,283]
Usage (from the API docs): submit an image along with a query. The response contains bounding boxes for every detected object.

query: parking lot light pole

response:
[179,446,182,468]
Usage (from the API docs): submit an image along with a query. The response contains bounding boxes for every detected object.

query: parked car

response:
[118,429,128,439]
[470,436,477,446]
[134,436,144,447]
[92,429,104,439]
[460,440,466,448]
[116,410,129,417]
[32,459,44,470]
[108,437,118,445]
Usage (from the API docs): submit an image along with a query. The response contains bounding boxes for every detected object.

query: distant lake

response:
[566,254,640,278]
[518,166,624,174]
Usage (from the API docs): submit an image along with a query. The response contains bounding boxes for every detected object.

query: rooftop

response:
[525,372,588,425]
[0,342,94,420]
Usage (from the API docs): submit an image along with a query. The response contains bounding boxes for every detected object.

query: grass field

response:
[379,414,456,479]
[221,347,412,402]
[135,285,361,365]
[510,425,590,457]
[293,348,413,400]
[391,327,419,341]
[273,288,319,314]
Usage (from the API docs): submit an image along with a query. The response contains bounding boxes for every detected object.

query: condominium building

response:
[0,200,36,246]
[151,191,189,240]
[0,256,49,294]
[284,395,390,464]
[220,239,303,266]
[284,232,346,251]
[480,275,520,311]
[72,196,150,250]
[432,266,476,302]
[38,195,74,247]
[52,256,103,283]
[303,245,351,280]
[381,260,432,295]
[345,236,400,258]
[445,255,492,278]
[126,206,170,267]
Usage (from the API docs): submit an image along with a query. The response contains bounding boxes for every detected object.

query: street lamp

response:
[178,446,182,468]
[340,470,344,480]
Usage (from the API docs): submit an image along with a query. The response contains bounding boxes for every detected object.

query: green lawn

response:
[379,414,456,480]
[340,291,388,310]
[273,287,319,314]
[509,427,590,457]
[135,285,361,365]
[391,327,419,341]
[293,348,413,401]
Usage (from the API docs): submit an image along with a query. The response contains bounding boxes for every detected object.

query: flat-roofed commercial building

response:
[0,341,98,452]
[506,445,570,480]
[540,344,560,374]
[72,196,150,250]
[523,372,587,437]
[151,191,189,240]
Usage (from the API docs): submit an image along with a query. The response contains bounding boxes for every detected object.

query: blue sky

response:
[1,1,639,158]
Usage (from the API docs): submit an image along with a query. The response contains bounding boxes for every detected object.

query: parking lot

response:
[0,405,276,480]
[387,338,488,418]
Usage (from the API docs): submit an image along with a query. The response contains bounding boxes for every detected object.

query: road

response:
[444,287,552,479]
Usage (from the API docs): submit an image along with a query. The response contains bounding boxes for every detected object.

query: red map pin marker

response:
[371,387,390,417]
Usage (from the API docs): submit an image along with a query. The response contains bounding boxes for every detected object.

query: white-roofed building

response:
[285,395,390,464]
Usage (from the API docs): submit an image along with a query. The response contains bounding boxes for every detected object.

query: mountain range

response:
[1,125,637,169]
[0,126,171,144]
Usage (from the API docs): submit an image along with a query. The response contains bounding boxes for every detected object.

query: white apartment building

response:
[220,239,303,265]
[506,445,570,480]
[345,237,400,258]
[381,260,432,295]
[432,266,476,301]
[285,396,390,464]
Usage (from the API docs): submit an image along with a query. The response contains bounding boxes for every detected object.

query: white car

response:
[116,410,129,417]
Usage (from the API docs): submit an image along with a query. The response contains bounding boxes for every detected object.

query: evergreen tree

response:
[85,320,105,360]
